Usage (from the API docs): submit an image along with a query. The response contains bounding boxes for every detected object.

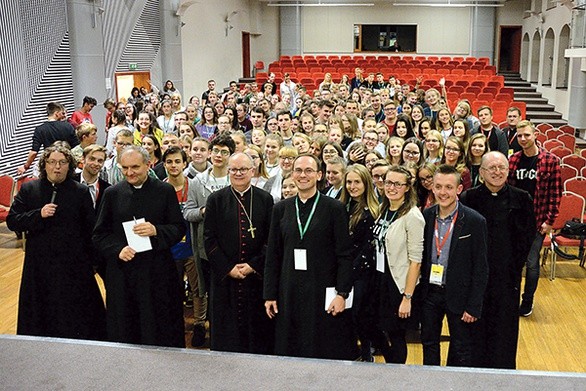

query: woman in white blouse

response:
[373,165,425,364]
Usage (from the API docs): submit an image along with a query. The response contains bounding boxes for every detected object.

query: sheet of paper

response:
[324,287,354,311]
[122,218,152,253]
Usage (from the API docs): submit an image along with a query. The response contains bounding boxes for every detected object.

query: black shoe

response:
[191,324,206,347]
[519,300,534,317]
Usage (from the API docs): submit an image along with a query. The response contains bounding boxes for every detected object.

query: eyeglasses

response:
[116,141,133,147]
[383,107,396,112]
[445,147,460,153]
[372,174,385,181]
[218,121,230,125]
[211,148,230,156]
[293,168,318,176]
[46,159,69,166]
[280,156,295,161]
[425,139,440,144]
[404,150,420,156]
[228,167,253,174]
[481,165,508,173]
[419,175,433,183]
[384,181,407,188]
[363,136,378,142]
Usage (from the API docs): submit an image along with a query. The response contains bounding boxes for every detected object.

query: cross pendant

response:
[248,225,256,239]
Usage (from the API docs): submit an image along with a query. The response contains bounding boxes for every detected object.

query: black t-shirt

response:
[503,126,522,154]
[31,121,78,152]
[513,153,538,198]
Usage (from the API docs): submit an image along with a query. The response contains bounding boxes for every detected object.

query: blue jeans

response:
[522,232,545,303]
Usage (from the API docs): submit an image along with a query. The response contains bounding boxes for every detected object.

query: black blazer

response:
[73,173,111,211]
[420,203,489,318]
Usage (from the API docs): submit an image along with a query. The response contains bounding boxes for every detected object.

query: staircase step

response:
[526,111,563,120]
[505,80,532,87]
[513,86,538,93]
[519,97,549,104]
[514,91,543,99]
[526,103,557,112]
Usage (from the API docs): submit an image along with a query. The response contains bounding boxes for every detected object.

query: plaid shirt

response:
[508,148,561,229]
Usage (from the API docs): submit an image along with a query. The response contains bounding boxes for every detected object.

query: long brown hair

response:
[379,165,417,220]
[339,164,380,231]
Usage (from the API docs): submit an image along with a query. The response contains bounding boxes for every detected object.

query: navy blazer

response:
[420,202,489,319]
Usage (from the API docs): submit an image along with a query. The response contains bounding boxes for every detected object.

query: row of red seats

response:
[283,55,489,63]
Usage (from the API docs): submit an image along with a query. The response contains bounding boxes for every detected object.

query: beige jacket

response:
[384,206,425,293]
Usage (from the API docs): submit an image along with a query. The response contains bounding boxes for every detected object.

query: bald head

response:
[480,151,509,192]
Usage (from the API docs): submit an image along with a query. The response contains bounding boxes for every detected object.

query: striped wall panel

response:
[0,0,74,176]
[102,0,161,98]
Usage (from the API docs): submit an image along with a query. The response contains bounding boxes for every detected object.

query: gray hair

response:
[120,145,150,164]
[230,152,254,167]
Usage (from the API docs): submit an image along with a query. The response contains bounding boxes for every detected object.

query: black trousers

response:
[420,285,477,367]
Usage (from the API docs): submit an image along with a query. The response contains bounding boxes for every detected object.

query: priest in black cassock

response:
[264,154,358,360]
[204,152,275,354]
[8,145,106,341]
[93,146,185,348]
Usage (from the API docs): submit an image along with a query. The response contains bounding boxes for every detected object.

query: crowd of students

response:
[9,70,561,370]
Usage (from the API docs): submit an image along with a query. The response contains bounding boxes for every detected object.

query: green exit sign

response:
[129,63,138,70]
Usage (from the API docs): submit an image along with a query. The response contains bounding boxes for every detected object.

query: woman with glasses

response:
[416,162,437,210]
[442,136,472,190]
[373,165,424,364]
[196,104,218,140]
[400,137,424,167]
[264,116,279,135]
[320,141,344,164]
[424,130,444,165]
[466,133,488,188]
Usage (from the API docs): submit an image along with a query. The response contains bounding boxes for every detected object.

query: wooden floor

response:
[1,221,586,373]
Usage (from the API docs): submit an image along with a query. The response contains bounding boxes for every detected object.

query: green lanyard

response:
[295,192,320,241]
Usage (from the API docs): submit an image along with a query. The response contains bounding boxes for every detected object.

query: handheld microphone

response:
[50,186,57,204]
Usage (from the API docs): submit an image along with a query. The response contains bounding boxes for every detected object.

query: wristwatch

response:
[336,291,349,299]
[403,293,413,300]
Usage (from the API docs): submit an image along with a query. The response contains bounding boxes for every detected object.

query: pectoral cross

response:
[248,225,256,239]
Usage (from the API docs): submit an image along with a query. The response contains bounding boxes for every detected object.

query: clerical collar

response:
[298,190,318,204]
[483,183,507,197]
[232,185,251,196]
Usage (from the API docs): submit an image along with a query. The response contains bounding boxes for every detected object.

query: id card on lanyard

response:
[294,192,320,271]
[431,210,458,285]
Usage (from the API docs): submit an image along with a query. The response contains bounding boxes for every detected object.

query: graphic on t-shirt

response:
[515,168,537,180]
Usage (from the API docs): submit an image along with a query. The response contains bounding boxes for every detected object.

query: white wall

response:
[520,2,572,119]
[301,4,471,55]
[181,0,279,99]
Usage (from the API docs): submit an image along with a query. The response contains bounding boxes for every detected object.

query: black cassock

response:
[7,178,106,340]
[264,193,358,360]
[93,176,185,348]
[204,185,274,354]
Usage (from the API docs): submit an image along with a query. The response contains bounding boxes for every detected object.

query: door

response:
[114,71,151,103]
[498,26,522,73]
[242,32,251,78]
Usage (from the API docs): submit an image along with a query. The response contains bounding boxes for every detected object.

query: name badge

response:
[294,249,307,270]
[376,247,385,273]
[508,148,514,158]
[430,264,444,285]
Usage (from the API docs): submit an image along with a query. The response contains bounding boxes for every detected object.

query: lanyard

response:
[375,209,398,249]
[295,192,320,241]
[434,210,458,259]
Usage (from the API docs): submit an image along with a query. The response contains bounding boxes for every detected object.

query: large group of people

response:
[7,70,562,370]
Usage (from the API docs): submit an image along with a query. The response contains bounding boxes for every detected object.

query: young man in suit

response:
[74,144,110,210]
[419,164,489,367]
